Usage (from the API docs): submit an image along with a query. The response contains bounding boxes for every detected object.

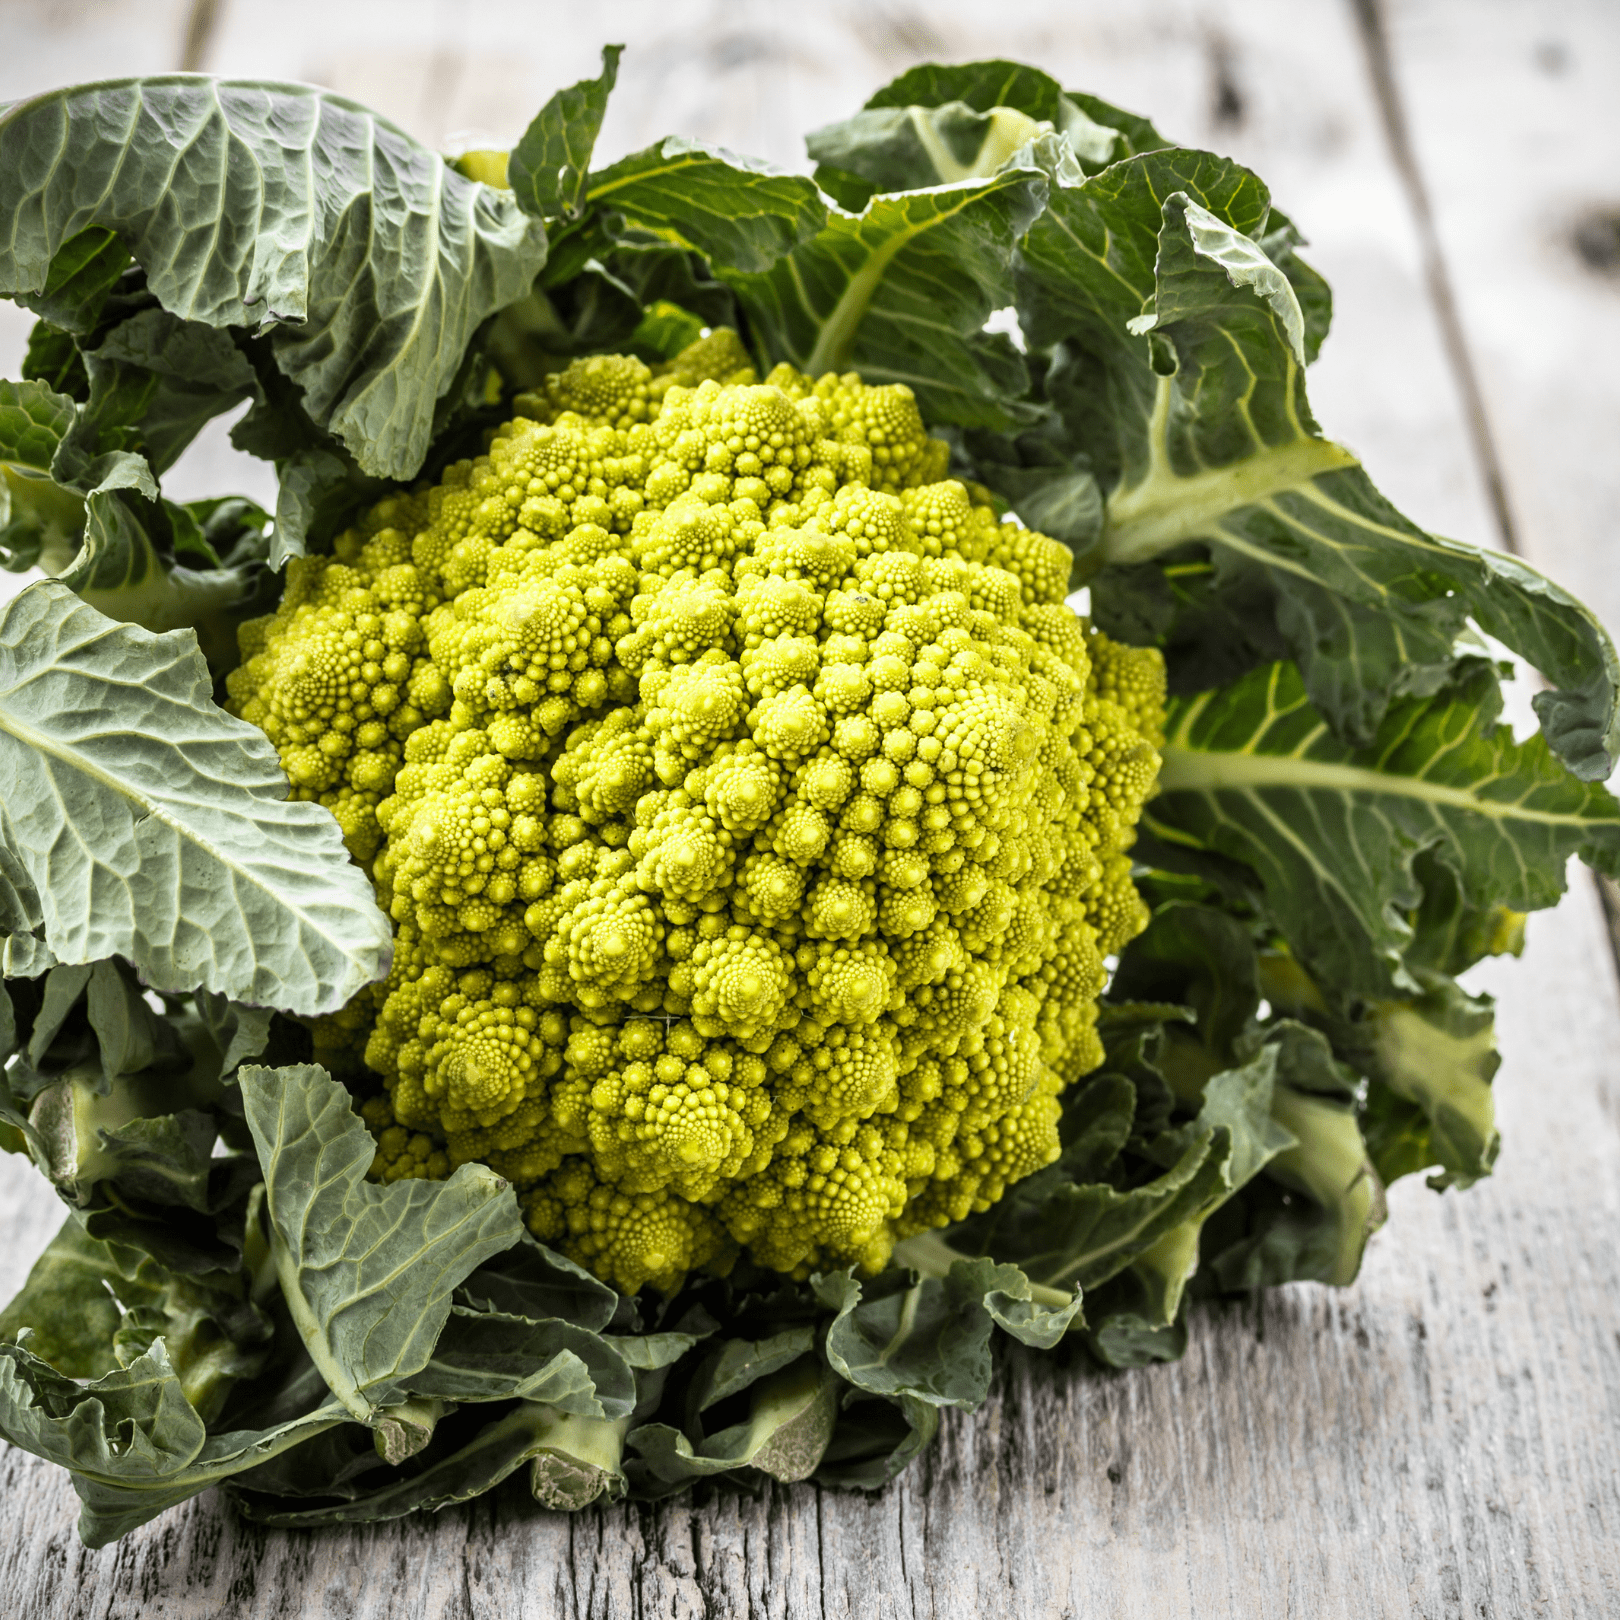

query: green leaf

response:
[629,1355,841,1486]
[238,1064,524,1424]
[0,1210,271,1414]
[186,988,274,1081]
[814,1388,939,1489]
[19,321,89,404]
[578,139,826,277]
[0,585,392,1011]
[967,1127,1218,1293]
[813,1266,1001,1410]
[1259,208,1334,364]
[0,382,268,646]
[455,1231,621,1330]
[726,167,1046,429]
[600,238,741,332]
[1264,1084,1385,1286]
[482,266,645,392]
[807,102,1055,207]
[267,446,387,570]
[509,44,624,219]
[864,60,1072,120]
[13,227,133,336]
[0,1216,132,1377]
[81,308,258,475]
[0,378,77,471]
[70,1379,347,1547]
[236,1402,631,1525]
[0,78,548,480]
[1079,1279,1189,1368]
[964,1045,1290,1296]
[1019,154,1620,774]
[1056,1072,1138,1180]
[1148,660,1620,998]
[955,416,1105,556]
[1358,978,1500,1188]
[81,956,188,1088]
[852,59,1130,171]
[0,1337,206,1486]
[405,1307,636,1417]
[688,1325,818,1413]
[1109,902,1261,1058]
[969,1258,1083,1348]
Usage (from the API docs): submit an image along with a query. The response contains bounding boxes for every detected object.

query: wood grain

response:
[1,2,1617,1615]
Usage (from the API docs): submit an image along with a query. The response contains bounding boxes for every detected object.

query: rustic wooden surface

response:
[2,2,1618,1615]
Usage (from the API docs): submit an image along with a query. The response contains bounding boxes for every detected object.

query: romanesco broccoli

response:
[228,334,1165,1295]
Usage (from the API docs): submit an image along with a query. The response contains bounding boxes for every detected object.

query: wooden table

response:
[1,2,1616,1614]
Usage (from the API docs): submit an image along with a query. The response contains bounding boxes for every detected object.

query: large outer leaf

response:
[0,77,548,480]
[0,584,391,1011]
[238,1065,524,1424]
[726,167,1047,429]
[1148,660,1620,997]
[1018,153,1620,777]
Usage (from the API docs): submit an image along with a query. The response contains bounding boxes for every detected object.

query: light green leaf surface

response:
[405,1307,636,1416]
[851,59,1130,174]
[630,1356,841,1486]
[0,1216,133,1377]
[813,1263,1008,1409]
[70,1385,348,1547]
[807,101,1053,207]
[0,378,76,470]
[78,307,259,475]
[726,167,1047,428]
[1265,1084,1386,1286]
[1019,153,1620,774]
[0,585,391,1010]
[1360,978,1501,1188]
[237,1402,630,1526]
[509,44,624,219]
[583,139,826,275]
[0,77,548,480]
[1148,660,1620,996]
[689,1326,818,1414]
[238,1065,524,1424]
[0,1338,206,1490]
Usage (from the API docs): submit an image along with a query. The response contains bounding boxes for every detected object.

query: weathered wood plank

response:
[1383,0,1620,633]
[0,3,1616,1616]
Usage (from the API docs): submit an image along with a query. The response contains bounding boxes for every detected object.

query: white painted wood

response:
[1384,0,1620,632]
[1,2,1617,1614]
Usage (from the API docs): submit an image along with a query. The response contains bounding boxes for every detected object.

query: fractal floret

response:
[228,334,1166,1295]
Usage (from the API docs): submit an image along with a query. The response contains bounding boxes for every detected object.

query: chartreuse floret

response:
[231,333,1166,1296]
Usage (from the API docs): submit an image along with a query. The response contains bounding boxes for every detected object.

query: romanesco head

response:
[231,334,1165,1296]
